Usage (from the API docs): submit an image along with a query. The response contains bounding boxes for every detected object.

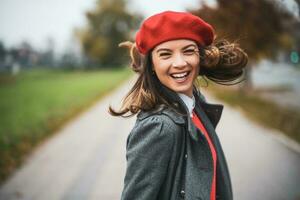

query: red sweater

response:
[191,110,217,200]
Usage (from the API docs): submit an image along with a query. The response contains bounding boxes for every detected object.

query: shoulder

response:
[137,104,186,126]
[134,106,185,136]
[127,105,185,147]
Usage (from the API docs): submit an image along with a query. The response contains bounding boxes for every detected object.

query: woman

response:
[110,11,248,200]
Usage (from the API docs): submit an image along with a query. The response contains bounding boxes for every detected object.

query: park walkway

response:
[0,77,299,200]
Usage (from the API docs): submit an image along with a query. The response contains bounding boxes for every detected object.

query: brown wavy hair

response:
[109,39,248,117]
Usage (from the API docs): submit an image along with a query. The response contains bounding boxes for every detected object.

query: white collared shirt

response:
[178,93,195,117]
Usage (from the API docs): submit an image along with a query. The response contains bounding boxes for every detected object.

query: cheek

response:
[152,55,160,71]
[189,57,200,78]
[152,59,169,74]
[189,56,200,69]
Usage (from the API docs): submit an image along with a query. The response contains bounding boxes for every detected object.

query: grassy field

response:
[0,67,133,183]
[202,82,300,145]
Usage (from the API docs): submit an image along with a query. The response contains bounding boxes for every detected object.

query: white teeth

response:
[171,72,188,78]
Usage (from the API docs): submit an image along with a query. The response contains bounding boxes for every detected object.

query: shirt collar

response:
[177,93,195,117]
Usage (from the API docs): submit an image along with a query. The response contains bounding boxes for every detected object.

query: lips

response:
[170,71,191,82]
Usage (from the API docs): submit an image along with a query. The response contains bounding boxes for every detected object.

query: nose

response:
[172,53,187,68]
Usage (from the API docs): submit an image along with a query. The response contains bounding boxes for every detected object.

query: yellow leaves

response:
[90,36,110,59]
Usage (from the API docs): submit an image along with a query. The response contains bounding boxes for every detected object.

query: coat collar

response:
[137,85,223,141]
[177,93,195,117]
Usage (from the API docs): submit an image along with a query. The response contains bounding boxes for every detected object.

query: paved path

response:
[0,77,300,200]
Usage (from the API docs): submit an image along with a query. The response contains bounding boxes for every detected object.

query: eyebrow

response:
[156,44,197,53]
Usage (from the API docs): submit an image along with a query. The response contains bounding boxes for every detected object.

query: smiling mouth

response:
[170,71,190,78]
[170,71,191,82]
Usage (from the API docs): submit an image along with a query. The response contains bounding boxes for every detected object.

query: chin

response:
[172,85,193,96]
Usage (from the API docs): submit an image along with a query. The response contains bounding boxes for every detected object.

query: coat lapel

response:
[194,90,224,129]
[194,100,233,199]
[159,85,224,141]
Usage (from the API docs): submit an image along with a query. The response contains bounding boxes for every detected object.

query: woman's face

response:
[151,39,200,97]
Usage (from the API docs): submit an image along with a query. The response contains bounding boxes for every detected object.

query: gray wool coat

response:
[120,87,233,200]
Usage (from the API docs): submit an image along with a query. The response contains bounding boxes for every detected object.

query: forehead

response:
[153,39,197,51]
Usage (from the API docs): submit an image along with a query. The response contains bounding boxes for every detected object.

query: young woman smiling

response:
[109,11,248,200]
[151,39,200,97]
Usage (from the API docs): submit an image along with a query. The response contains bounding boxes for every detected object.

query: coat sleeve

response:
[120,115,175,200]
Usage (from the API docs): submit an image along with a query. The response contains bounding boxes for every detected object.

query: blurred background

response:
[0,0,300,199]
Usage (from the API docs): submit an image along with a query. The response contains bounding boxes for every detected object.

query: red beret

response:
[135,11,215,55]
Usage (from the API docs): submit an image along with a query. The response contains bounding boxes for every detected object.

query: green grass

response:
[204,83,300,144]
[0,67,133,182]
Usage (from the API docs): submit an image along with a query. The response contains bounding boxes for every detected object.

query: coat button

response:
[185,154,188,159]
[180,190,185,198]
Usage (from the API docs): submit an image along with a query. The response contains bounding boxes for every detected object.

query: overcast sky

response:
[0,0,298,53]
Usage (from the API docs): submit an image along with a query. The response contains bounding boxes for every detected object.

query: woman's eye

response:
[184,49,197,55]
[159,53,171,57]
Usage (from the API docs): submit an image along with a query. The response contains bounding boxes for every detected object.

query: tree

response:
[0,41,5,62]
[76,0,142,67]
[294,0,300,17]
[189,0,297,89]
